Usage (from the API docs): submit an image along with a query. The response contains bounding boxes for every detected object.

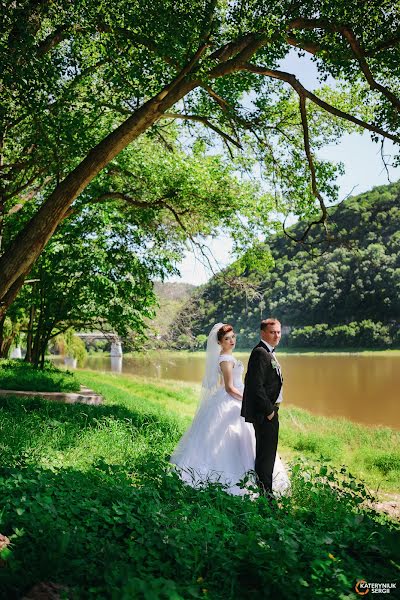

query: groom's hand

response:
[266,411,275,421]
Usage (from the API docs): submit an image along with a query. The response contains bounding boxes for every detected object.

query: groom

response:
[241,318,283,497]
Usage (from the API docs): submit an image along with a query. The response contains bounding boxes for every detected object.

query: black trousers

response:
[253,410,279,495]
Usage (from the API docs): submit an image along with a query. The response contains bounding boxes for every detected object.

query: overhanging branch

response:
[286,18,400,113]
[240,64,400,144]
[63,192,190,230]
[162,112,242,148]
[341,27,400,113]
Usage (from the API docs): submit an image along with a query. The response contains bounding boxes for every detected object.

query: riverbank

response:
[78,371,399,496]
[21,366,399,495]
[0,370,398,598]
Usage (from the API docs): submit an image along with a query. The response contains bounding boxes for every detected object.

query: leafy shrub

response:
[0,457,398,600]
[55,330,87,364]
[0,389,398,599]
[289,321,392,348]
[365,451,400,476]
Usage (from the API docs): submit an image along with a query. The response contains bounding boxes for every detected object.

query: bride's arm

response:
[220,361,242,401]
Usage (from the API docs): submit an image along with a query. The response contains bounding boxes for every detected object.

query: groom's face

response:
[261,324,281,347]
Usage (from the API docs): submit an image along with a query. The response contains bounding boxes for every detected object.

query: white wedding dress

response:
[170,353,290,497]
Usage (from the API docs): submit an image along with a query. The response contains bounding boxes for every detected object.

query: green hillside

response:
[171,182,400,349]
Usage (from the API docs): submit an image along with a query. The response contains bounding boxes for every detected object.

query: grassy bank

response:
[0,371,398,599]
[0,359,80,393]
[78,372,400,496]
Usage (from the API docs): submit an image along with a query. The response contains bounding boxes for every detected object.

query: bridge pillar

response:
[110,340,123,357]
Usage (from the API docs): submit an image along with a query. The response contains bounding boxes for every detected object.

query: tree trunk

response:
[25,301,36,363]
[2,335,14,359]
[0,315,18,358]
[31,330,41,368]
[40,337,49,369]
[0,78,198,318]
[0,315,5,357]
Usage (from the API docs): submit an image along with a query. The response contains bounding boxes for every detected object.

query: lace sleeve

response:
[218,354,235,365]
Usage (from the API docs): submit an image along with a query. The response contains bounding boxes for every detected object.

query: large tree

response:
[2,132,266,361]
[1,0,399,316]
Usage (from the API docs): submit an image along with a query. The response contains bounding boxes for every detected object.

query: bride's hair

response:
[217,323,234,342]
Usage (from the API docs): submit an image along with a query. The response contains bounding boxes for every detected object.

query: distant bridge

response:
[76,332,123,357]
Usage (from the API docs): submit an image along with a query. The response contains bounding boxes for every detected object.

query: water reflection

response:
[58,352,399,429]
[110,356,122,373]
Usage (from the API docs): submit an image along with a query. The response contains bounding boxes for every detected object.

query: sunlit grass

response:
[78,371,400,495]
[0,359,80,392]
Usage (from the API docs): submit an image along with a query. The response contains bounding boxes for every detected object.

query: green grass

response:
[0,371,398,599]
[0,360,80,393]
[80,371,400,495]
[279,407,400,495]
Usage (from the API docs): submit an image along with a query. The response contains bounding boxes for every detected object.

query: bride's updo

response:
[217,323,234,342]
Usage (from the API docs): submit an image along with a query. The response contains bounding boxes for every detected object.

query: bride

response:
[170,323,290,496]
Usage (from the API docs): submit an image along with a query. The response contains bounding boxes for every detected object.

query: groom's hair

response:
[260,318,280,331]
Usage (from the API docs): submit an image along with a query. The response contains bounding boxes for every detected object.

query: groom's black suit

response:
[241,342,282,495]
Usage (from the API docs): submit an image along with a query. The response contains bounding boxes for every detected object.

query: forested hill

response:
[171,181,400,349]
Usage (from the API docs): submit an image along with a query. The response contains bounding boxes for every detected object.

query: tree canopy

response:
[2,133,267,360]
[1,0,399,315]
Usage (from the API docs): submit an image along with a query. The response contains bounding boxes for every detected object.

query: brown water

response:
[70,352,400,429]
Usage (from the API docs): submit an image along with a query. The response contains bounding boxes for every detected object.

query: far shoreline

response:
[122,347,400,358]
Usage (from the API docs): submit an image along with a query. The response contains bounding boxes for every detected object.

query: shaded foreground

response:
[0,372,399,599]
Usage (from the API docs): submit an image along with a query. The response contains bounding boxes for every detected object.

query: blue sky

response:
[169,53,400,285]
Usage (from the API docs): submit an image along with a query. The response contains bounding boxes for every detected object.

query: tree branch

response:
[287,17,343,32]
[286,18,400,112]
[341,27,400,112]
[209,33,261,62]
[4,169,47,202]
[240,64,400,144]
[158,41,210,101]
[209,38,270,79]
[162,112,242,148]
[99,103,133,116]
[285,35,320,55]
[287,17,400,56]
[365,35,400,56]
[64,192,190,226]
[295,94,329,242]
[380,139,392,183]
[97,23,179,68]
[36,25,83,56]
[199,83,232,112]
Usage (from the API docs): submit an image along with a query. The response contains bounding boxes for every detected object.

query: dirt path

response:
[370,492,400,520]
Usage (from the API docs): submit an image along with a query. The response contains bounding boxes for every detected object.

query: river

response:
[65,352,399,429]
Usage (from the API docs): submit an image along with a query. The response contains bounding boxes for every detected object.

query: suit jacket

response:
[241,342,283,424]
